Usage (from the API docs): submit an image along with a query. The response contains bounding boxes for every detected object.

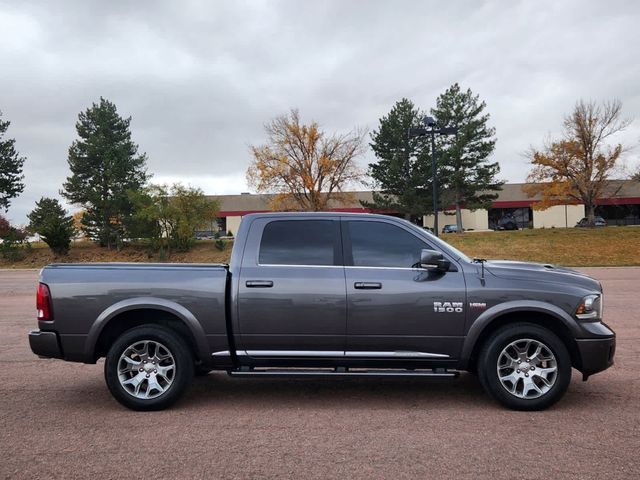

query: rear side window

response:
[347,221,429,268]
[259,220,339,266]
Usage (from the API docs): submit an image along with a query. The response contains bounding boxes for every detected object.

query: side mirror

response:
[420,249,451,272]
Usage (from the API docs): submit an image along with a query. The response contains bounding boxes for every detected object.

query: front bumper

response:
[576,335,615,380]
[28,330,63,359]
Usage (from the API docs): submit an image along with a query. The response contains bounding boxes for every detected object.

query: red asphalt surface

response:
[1,268,639,479]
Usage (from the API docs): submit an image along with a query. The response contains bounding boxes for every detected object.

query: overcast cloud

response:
[1,0,639,223]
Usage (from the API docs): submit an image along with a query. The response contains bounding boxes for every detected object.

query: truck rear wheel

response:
[104,325,194,411]
[477,323,571,410]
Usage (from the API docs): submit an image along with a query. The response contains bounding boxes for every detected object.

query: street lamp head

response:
[439,126,458,135]
[423,116,437,127]
[408,127,427,137]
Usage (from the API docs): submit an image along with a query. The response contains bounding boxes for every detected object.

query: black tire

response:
[104,325,194,411]
[477,323,571,411]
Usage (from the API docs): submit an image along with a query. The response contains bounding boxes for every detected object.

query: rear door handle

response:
[246,280,274,288]
[354,282,382,290]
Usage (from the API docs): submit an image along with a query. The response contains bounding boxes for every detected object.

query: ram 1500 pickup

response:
[29,212,616,410]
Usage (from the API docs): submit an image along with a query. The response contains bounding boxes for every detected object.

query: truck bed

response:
[40,263,229,363]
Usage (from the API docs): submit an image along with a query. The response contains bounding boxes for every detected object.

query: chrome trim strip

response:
[345,351,450,358]
[255,265,428,270]
[240,350,344,357]
[211,350,231,357]
[229,370,457,378]
[345,266,429,271]
[237,350,449,359]
[256,264,343,268]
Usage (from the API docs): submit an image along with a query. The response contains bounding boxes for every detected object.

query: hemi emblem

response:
[469,302,487,310]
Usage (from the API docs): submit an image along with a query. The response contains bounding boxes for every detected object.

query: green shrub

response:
[27,198,75,255]
[129,183,220,254]
[0,223,29,261]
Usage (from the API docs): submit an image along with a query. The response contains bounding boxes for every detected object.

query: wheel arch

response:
[460,302,581,371]
[86,298,209,363]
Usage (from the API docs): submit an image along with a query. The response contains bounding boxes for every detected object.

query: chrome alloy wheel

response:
[117,340,176,399]
[496,338,558,399]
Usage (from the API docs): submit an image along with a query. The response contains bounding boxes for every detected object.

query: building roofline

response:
[211,180,640,217]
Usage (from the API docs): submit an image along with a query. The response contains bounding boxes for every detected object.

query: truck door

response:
[236,217,346,357]
[342,218,466,360]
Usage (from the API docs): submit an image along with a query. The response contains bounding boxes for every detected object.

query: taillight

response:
[36,283,53,321]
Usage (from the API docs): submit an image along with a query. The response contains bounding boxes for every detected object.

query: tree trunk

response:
[455,201,463,233]
[586,204,596,227]
[105,218,112,249]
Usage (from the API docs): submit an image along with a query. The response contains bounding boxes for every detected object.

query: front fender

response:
[85,297,209,361]
[459,300,579,369]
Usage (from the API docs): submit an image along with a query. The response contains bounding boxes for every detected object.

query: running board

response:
[228,368,459,378]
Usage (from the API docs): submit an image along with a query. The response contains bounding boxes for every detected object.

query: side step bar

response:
[228,368,459,378]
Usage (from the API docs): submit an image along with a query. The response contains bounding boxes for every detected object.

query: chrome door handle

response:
[354,282,382,290]
[246,280,274,288]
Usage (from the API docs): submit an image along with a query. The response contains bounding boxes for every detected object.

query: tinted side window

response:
[347,221,428,268]
[259,220,338,266]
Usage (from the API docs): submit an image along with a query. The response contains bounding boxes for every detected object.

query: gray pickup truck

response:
[29,212,615,411]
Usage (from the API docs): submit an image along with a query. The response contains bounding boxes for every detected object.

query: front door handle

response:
[354,282,382,290]
[246,280,274,288]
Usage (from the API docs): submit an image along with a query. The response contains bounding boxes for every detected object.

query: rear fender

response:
[85,297,209,361]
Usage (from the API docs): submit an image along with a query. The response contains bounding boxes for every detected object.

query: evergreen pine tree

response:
[0,110,26,211]
[61,98,148,248]
[366,98,433,222]
[431,84,502,231]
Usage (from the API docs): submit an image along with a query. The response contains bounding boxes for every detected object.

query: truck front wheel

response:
[104,325,194,411]
[477,323,571,410]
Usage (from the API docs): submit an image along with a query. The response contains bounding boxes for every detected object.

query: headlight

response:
[575,294,603,320]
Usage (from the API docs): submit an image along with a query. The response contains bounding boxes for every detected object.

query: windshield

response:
[437,236,472,263]
[404,220,472,263]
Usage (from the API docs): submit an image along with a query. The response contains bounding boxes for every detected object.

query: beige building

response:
[532,204,585,229]
[423,209,490,231]
[204,180,640,235]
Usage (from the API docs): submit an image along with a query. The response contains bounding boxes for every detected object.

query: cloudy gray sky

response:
[1,0,639,223]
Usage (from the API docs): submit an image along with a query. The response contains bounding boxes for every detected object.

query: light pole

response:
[409,116,458,237]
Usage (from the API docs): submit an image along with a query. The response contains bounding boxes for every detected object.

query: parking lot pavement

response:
[1,268,639,479]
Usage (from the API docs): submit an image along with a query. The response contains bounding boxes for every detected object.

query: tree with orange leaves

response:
[247,110,365,211]
[525,100,630,226]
